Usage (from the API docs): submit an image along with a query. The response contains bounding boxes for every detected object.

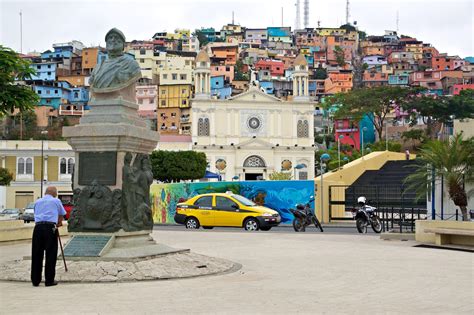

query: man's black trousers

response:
[31,223,58,286]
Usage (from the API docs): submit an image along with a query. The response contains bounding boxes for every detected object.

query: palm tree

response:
[405,133,474,221]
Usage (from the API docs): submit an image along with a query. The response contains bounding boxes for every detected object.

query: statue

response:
[89,28,141,94]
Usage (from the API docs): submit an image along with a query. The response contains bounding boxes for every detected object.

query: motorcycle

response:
[290,196,324,232]
[352,196,382,233]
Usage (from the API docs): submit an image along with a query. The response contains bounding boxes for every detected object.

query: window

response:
[172,74,178,80]
[171,113,176,117]
[38,90,42,94]
[47,64,51,68]
[17,157,33,175]
[140,59,145,63]
[194,196,213,208]
[161,100,166,106]
[163,74,168,79]
[54,90,58,94]
[181,89,186,94]
[180,74,187,80]
[216,196,238,210]
[156,60,161,65]
[140,48,146,55]
[185,60,190,66]
[198,117,210,136]
[182,100,187,105]
[161,90,166,94]
[297,120,309,138]
[243,155,266,167]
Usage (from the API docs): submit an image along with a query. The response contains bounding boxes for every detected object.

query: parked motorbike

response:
[352,196,382,233]
[290,196,324,232]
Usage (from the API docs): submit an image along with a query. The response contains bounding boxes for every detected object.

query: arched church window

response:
[243,155,266,168]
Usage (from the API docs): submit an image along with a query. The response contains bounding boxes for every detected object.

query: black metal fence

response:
[328,185,428,233]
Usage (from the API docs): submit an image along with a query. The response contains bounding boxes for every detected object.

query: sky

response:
[1,0,473,57]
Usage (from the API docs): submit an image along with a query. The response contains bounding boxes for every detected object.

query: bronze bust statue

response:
[89,28,141,93]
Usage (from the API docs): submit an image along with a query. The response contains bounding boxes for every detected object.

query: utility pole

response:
[232,11,234,24]
[281,7,284,27]
[19,10,23,53]
[396,10,399,33]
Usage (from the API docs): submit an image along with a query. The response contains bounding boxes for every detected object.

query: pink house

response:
[452,84,474,95]
[211,65,234,83]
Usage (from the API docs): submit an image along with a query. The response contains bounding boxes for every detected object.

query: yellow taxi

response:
[174,192,281,231]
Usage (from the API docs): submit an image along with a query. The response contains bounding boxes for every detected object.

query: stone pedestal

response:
[62,93,159,235]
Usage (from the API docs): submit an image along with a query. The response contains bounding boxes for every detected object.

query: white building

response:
[191,51,315,181]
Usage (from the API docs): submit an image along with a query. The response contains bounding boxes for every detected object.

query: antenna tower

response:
[346,0,350,25]
[295,0,301,30]
[304,0,309,28]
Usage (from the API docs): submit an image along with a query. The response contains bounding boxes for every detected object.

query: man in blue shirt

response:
[31,186,66,287]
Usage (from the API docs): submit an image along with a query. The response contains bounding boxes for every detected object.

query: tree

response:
[268,171,292,180]
[326,86,419,140]
[313,67,327,80]
[234,60,249,81]
[150,150,207,182]
[193,30,209,48]
[402,129,427,150]
[0,167,13,186]
[405,134,474,221]
[333,46,345,67]
[0,45,39,117]
[405,90,474,139]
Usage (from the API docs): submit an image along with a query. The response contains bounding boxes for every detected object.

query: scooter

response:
[352,196,382,233]
[290,196,324,232]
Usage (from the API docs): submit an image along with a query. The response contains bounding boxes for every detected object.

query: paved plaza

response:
[0,229,472,314]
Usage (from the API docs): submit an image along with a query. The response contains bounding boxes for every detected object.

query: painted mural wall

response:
[150,180,315,225]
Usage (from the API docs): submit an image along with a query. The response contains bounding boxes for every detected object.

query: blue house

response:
[259,81,274,94]
[69,87,89,104]
[388,74,409,86]
[30,62,57,81]
[211,76,232,99]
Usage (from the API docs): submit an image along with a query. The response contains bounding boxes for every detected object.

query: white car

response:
[0,209,21,220]
[21,203,35,223]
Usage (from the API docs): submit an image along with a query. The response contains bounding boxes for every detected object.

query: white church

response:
[191,50,315,181]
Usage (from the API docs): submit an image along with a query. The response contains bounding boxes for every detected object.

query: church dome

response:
[196,49,210,63]
[294,54,308,67]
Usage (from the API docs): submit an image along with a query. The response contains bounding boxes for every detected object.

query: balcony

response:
[59,104,85,116]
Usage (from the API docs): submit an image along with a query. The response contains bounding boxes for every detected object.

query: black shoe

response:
[45,281,58,287]
[32,283,40,287]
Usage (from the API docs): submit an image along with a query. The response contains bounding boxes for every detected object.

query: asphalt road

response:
[153,223,382,234]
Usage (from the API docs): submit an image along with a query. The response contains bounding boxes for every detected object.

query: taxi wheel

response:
[185,217,200,229]
[244,218,259,231]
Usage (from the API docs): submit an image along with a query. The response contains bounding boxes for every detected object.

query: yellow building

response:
[157,84,191,108]
[0,141,74,209]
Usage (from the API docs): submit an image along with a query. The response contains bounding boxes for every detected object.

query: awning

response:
[204,170,222,181]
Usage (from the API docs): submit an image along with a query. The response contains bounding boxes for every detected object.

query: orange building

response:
[57,75,86,87]
[82,47,99,75]
[362,71,388,87]
[324,71,353,94]
[432,55,465,71]
[210,44,238,65]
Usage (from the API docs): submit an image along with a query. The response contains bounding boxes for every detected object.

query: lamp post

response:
[319,153,330,223]
[40,130,48,197]
[361,127,367,156]
[294,163,305,180]
[385,120,389,151]
[337,134,344,169]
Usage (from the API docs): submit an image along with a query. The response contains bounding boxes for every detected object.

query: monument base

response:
[63,230,189,261]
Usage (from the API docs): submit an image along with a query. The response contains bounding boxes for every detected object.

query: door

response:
[214,196,243,227]
[245,173,263,181]
[15,193,34,209]
[193,195,215,226]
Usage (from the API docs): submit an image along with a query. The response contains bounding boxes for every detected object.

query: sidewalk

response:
[1,230,472,314]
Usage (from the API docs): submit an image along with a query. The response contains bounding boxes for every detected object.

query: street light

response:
[294,163,305,180]
[40,130,48,197]
[361,127,367,157]
[320,153,330,224]
[337,134,344,169]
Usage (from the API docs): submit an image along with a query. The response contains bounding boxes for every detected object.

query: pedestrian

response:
[405,149,410,160]
[31,186,66,287]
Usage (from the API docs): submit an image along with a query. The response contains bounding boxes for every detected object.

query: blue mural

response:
[150,180,315,224]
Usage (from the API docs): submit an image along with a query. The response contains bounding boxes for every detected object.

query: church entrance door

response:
[245,173,263,181]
